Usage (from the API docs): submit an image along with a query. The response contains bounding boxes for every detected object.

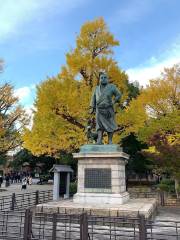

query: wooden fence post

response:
[11,193,16,211]
[52,213,57,240]
[24,209,32,240]
[35,190,39,205]
[80,212,88,240]
[160,191,165,206]
[139,214,147,240]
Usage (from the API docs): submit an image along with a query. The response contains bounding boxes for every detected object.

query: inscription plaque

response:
[84,168,111,189]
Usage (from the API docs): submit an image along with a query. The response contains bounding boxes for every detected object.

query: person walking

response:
[5,174,10,187]
[21,177,27,190]
[29,176,32,185]
[0,175,3,188]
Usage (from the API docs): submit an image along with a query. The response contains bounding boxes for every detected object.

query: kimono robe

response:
[90,84,121,133]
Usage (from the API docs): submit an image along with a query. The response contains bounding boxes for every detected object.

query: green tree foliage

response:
[12,148,55,173]
[0,154,7,166]
[126,81,140,103]
[58,152,77,173]
[121,133,150,176]
[12,148,77,175]
[23,18,135,156]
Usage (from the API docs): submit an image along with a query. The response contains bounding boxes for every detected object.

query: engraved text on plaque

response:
[84,168,111,189]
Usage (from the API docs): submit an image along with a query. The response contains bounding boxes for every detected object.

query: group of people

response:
[0,171,33,189]
[4,172,24,184]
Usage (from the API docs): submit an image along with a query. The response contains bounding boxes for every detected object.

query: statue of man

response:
[90,72,121,144]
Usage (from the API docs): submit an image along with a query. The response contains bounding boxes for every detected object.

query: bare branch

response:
[54,107,85,129]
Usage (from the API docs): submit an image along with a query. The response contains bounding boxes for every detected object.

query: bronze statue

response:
[90,72,121,144]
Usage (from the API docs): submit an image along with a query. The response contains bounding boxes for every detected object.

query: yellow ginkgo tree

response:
[0,61,29,165]
[23,18,134,157]
[119,64,180,197]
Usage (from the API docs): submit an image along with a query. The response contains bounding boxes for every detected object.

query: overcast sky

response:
[0,0,180,110]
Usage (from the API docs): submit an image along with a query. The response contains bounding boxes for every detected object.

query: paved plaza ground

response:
[0,182,53,196]
[156,206,180,221]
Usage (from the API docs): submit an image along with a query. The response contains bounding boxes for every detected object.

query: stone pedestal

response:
[73,144,129,205]
[38,146,156,218]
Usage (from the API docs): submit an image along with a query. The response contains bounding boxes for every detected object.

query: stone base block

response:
[36,198,157,219]
[73,192,129,204]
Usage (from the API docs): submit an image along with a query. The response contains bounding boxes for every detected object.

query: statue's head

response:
[99,72,108,85]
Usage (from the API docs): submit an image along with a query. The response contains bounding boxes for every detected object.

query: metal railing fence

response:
[0,209,180,240]
[130,191,180,207]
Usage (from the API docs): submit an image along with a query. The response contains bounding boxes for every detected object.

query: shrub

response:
[70,181,77,195]
[157,179,175,193]
[160,179,174,185]
[157,183,169,192]
[40,174,51,182]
